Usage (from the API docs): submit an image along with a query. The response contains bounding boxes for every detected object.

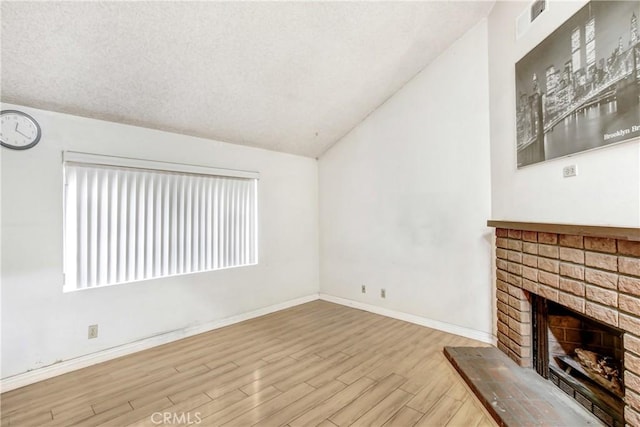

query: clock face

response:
[0,110,42,150]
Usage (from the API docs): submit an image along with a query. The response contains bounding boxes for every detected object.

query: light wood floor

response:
[1,301,497,427]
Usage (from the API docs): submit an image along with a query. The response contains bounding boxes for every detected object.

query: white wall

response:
[488,1,640,227]
[318,20,494,340]
[0,103,319,378]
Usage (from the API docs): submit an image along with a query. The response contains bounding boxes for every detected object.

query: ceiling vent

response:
[516,0,549,40]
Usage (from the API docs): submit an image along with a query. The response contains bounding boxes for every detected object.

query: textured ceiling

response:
[1,1,493,158]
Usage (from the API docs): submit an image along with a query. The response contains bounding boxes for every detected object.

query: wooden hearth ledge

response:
[487,220,640,242]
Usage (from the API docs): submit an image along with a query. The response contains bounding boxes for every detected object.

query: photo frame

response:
[515,1,640,168]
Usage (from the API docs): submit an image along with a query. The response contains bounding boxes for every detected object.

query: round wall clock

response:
[0,110,42,150]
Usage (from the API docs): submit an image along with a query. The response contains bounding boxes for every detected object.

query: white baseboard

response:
[0,294,320,393]
[319,293,496,345]
[2,292,495,392]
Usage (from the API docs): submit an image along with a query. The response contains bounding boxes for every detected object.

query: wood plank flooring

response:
[1,301,497,427]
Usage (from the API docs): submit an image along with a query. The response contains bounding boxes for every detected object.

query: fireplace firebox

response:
[532,295,625,426]
[488,222,640,427]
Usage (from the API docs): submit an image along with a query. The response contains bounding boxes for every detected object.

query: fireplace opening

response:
[532,295,625,427]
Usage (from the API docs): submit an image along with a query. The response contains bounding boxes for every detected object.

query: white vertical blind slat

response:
[111,171,119,283]
[98,169,109,286]
[79,168,88,288]
[145,175,154,278]
[199,177,206,270]
[64,163,257,291]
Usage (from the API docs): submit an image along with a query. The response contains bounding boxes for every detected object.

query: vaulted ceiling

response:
[1,1,494,158]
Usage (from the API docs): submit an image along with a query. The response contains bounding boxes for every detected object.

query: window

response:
[63,152,258,291]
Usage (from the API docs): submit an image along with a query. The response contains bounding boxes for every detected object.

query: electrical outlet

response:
[563,164,578,178]
[361,285,366,294]
[88,324,98,339]
[530,0,546,22]
[381,289,386,299]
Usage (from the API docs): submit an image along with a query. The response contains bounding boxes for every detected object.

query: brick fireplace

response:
[490,222,640,426]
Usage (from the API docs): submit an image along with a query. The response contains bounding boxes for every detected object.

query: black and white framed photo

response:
[515,1,640,168]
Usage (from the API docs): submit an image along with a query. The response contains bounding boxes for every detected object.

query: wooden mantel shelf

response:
[487,220,640,242]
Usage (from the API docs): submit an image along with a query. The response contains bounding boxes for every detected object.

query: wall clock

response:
[0,110,42,150]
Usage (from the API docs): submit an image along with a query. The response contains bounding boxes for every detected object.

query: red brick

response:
[497,320,509,336]
[507,239,522,252]
[627,389,640,413]
[522,266,538,282]
[509,317,530,336]
[513,344,531,359]
[496,248,508,259]
[620,313,640,333]
[619,240,640,257]
[538,258,559,274]
[625,406,640,427]
[509,307,531,323]
[559,247,585,264]
[496,228,508,238]
[507,262,522,276]
[497,301,509,315]
[538,232,558,244]
[509,295,529,311]
[620,257,640,277]
[584,236,617,254]
[517,355,532,368]
[626,333,640,356]
[559,262,584,280]
[585,301,618,327]
[538,271,559,288]
[507,250,522,263]
[559,277,585,296]
[522,279,538,294]
[508,229,522,239]
[620,294,640,317]
[497,269,508,282]
[522,242,538,255]
[538,244,559,259]
[538,284,559,302]
[625,370,640,394]
[498,310,509,325]
[559,234,583,248]
[496,259,508,271]
[497,331,509,346]
[497,290,509,304]
[558,292,585,313]
[508,329,530,346]
[507,273,522,287]
[507,337,519,353]
[620,275,640,297]
[585,251,618,272]
[522,254,537,267]
[496,238,508,249]
[548,314,581,328]
[497,279,508,293]
[522,231,537,242]
[585,285,618,306]
[509,285,527,299]
[585,268,618,289]
[628,351,640,377]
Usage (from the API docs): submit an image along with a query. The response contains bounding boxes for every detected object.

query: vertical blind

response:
[63,154,258,291]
